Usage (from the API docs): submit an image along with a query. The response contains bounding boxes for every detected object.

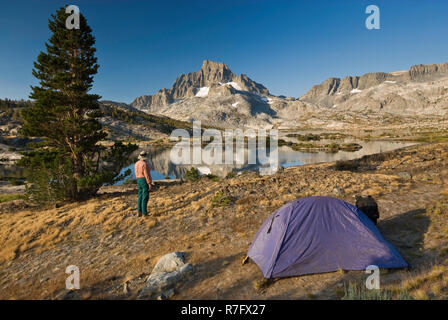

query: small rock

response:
[139,252,194,299]
[333,187,345,196]
[40,277,50,284]
[397,172,412,180]
[163,288,175,299]
[152,252,186,273]
[54,290,80,300]
[259,165,283,176]
[138,273,147,279]
[123,281,130,294]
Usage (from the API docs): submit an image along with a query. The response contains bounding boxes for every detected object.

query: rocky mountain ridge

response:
[130,61,448,129]
[131,60,269,113]
[301,62,448,109]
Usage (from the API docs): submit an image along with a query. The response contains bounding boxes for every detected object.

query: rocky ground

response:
[0,142,447,300]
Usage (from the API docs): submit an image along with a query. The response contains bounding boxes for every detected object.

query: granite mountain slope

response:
[130,61,448,129]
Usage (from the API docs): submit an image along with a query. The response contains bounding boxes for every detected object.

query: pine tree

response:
[20,7,137,203]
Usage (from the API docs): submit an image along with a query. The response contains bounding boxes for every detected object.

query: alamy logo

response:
[65,265,80,290]
[365,265,380,289]
[365,5,380,30]
[65,5,80,30]
[170,121,279,175]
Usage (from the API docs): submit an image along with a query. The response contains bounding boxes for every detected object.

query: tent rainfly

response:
[248,196,408,278]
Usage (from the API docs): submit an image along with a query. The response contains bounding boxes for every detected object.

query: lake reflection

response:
[117,140,417,183]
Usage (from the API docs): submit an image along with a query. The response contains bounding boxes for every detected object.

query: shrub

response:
[340,143,363,151]
[123,178,137,185]
[6,178,24,186]
[205,174,220,182]
[277,139,292,147]
[18,143,136,204]
[334,160,359,171]
[185,167,200,182]
[0,193,26,203]
[286,133,321,141]
[225,171,237,179]
[325,142,340,150]
[18,150,76,204]
[253,278,274,292]
[211,190,232,207]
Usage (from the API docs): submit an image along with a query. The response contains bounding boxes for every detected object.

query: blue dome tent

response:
[248,196,408,278]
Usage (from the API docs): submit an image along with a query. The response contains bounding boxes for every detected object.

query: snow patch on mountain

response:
[195,87,210,97]
[221,82,242,91]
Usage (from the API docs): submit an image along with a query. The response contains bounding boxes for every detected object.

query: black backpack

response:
[355,195,379,225]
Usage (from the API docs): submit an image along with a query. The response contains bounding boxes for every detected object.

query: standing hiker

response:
[134,151,152,217]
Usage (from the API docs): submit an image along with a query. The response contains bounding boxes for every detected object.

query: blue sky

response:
[1,0,447,103]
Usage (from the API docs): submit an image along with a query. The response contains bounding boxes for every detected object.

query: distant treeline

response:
[0,98,33,110]
[101,104,223,134]
[0,98,33,122]
[101,105,195,134]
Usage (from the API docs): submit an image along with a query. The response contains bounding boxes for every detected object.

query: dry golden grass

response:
[440,188,448,197]
[1,142,448,299]
[412,289,430,300]
[0,198,147,263]
[398,196,448,300]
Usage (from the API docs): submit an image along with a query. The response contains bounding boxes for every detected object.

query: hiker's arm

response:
[144,163,152,185]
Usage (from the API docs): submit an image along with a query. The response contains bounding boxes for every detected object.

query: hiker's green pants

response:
[137,178,149,216]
